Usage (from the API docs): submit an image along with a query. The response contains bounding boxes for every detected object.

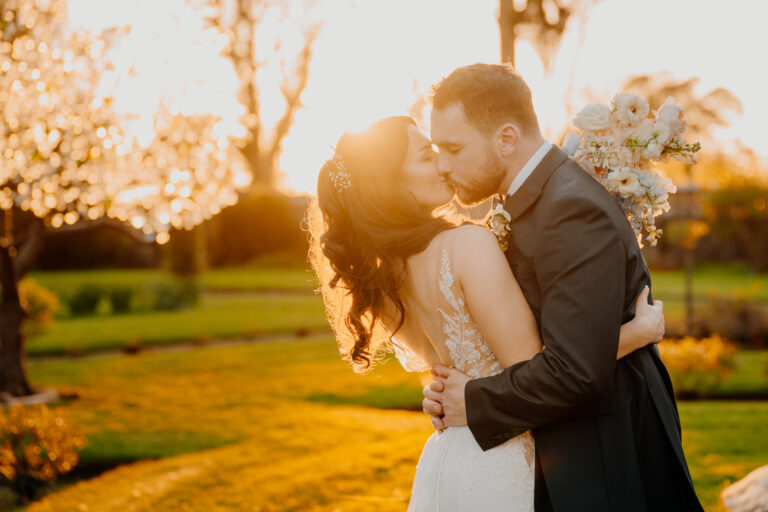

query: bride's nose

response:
[436,154,452,178]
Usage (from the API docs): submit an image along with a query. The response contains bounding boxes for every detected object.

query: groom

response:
[421,63,703,511]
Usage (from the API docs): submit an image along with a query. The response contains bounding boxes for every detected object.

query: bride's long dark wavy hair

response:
[307,116,457,372]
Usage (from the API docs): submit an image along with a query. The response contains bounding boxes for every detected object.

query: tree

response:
[623,74,742,145]
[499,0,569,68]
[0,0,251,397]
[205,0,320,187]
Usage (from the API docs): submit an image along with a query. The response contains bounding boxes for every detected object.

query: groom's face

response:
[430,104,506,206]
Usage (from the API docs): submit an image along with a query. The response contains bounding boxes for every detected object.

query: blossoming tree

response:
[0,0,251,397]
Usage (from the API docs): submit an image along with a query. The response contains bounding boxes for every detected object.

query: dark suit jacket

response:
[465,146,703,511]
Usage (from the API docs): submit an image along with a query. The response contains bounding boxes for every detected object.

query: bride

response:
[307,115,664,511]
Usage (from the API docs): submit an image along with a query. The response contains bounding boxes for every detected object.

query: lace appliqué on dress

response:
[392,337,431,373]
[438,249,503,379]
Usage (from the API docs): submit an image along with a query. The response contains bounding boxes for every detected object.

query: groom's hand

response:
[426,365,471,428]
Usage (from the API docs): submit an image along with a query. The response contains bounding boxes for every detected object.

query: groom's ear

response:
[495,123,520,156]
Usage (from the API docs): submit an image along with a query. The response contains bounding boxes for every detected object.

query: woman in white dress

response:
[307,116,665,511]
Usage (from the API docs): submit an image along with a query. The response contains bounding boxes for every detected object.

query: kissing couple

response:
[308,63,704,511]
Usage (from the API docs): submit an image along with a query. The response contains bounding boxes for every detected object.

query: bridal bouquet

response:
[570,93,701,247]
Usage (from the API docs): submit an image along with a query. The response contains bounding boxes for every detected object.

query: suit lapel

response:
[503,145,568,222]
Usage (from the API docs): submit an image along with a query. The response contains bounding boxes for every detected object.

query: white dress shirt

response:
[506,141,552,197]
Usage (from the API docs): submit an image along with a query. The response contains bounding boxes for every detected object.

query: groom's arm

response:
[465,193,627,451]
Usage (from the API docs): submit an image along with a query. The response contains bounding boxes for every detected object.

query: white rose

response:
[574,104,611,131]
[656,96,687,136]
[613,93,650,126]
[607,167,643,198]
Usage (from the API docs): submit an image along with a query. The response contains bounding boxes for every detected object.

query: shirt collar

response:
[506,141,552,197]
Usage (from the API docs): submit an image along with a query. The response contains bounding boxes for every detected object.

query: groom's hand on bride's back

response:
[422,365,472,431]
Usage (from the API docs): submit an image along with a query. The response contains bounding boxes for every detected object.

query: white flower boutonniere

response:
[486,203,513,252]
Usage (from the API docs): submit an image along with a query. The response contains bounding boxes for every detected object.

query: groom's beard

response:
[454,148,506,207]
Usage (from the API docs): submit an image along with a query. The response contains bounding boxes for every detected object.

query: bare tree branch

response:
[268,24,319,166]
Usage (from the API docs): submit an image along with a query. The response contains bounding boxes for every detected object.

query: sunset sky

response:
[69,0,768,195]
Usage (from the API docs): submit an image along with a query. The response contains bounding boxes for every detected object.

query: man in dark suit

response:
[422,63,704,511]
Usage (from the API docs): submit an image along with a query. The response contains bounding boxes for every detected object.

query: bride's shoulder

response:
[432,223,503,271]
[444,223,500,253]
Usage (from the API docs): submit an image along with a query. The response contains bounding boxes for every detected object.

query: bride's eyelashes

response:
[419,146,437,162]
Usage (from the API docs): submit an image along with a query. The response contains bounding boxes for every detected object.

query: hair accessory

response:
[328,152,352,191]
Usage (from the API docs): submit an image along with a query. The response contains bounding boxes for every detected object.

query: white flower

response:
[652,121,671,145]
[604,145,633,170]
[642,141,662,160]
[629,121,655,145]
[613,93,650,126]
[607,167,644,198]
[486,204,512,251]
[657,96,687,136]
[574,104,611,131]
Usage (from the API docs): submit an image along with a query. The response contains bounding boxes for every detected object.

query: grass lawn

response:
[650,263,768,303]
[28,261,767,297]
[12,338,767,511]
[26,293,327,357]
[27,265,318,295]
[713,350,768,396]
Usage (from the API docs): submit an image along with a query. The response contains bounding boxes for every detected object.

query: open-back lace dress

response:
[393,248,535,512]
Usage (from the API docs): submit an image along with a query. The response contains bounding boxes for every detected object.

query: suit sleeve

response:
[465,193,627,450]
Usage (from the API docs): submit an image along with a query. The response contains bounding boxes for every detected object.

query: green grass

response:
[714,350,768,396]
[679,401,768,509]
[17,337,768,511]
[26,292,327,356]
[650,262,768,303]
[200,265,317,291]
[27,261,766,297]
[27,265,317,294]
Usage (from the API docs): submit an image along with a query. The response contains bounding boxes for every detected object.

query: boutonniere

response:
[485,203,513,252]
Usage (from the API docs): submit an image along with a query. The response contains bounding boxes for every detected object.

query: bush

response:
[66,284,104,316]
[701,294,768,347]
[18,279,60,335]
[658,335,738,396]
[107,285,134,314]
[151,278,201,311]
[0,404,86,503]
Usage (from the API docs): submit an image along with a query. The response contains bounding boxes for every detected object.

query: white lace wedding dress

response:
[394,248,535,512]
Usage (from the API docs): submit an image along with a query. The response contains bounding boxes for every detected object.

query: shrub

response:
[18,279,60,335]
[658,335,738,396]
[151,278,200,311]
[67,284,104,316]
[699,294,768,348]
[107,285,134,314]
[0,404,86,503]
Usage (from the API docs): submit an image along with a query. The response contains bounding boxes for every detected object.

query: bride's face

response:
[402,125,455,210]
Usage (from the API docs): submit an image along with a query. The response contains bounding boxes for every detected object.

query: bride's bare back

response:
[391,224,542,377]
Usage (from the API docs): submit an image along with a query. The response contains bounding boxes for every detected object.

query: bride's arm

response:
[617,286,665,359]
[454,225,663,368]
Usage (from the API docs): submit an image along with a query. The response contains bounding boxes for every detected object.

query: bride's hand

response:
[617,286,664,359]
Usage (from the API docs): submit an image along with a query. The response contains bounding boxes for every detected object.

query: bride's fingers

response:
[635,285,650,308]
[432,364,453,379]
[430,379,445,392]
[422,398,443,416]
[431,415,445,431]
[423,386,442,402]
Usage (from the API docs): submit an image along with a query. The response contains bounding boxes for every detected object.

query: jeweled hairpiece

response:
[328,152,352,191]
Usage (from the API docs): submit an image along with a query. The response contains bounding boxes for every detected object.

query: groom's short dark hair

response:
[430,63,540,135]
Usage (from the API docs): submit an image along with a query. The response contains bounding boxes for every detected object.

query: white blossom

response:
[573,104,611,131]
[657,96,687,136]
[613,93,650,126]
